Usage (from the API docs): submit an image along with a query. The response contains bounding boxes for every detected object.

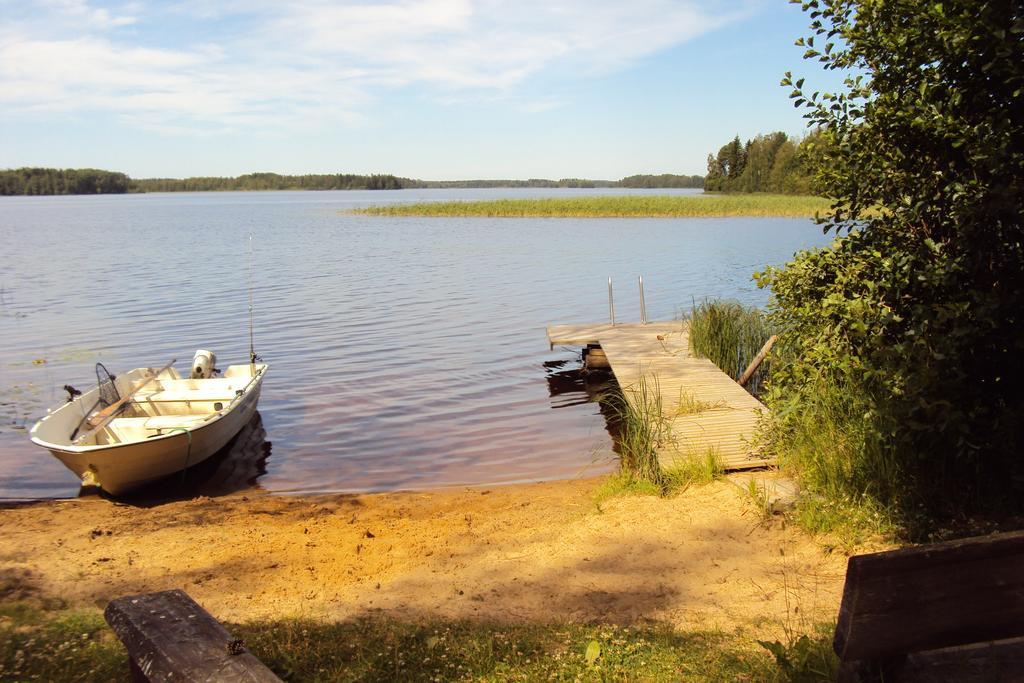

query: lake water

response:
[0,189,832,500]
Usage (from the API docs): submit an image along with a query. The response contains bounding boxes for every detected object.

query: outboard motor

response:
[190,349,217,379]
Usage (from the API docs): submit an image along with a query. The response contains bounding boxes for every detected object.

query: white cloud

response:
[0,0,754,134]
[37,0,138,28]
[269,0,746,89]
[517,99,564,114]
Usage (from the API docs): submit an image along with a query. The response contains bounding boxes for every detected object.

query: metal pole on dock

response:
[638,276,647,324]
[608,277,616,326]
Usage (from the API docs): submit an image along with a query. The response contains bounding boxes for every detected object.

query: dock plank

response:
[547,322,771,470]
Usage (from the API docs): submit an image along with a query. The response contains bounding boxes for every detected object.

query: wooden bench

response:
[105,589,281,682]
[834,529,1024,681]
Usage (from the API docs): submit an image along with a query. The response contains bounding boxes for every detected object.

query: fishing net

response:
[69,363,121,442]
[95,363,120,409]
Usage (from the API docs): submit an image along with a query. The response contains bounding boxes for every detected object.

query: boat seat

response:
[114,415,214,429]
[104,414,216,443]
[133,390,240,403]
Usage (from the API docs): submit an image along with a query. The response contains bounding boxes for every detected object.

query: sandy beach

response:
[0,477,849,641]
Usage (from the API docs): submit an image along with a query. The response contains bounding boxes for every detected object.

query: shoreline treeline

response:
[135,172,410,192]
[0,168,132,195]
[618,174,704,188]
[704,130,823,194]
[0,168,704,196]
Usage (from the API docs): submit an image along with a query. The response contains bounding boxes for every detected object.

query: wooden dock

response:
[547,321,772,470]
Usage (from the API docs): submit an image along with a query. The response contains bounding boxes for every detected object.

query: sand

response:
[0,478,849,639]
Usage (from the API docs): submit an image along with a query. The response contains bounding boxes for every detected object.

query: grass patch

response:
[674,387,725,415]
[0,602,126,682]
[744,477,775,523]
[593,471,663,507]
[759,375,903,544]
[353,194,832,218]
[663,448,724,491]
[689,299,775,395]
[791,493,898,551]
[756,622,840,682]
[237,618,789,682]
[0,601,836,682]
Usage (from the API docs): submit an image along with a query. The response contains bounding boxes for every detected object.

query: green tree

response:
[704,131,820,194]
[735,132,788,192]
[760,0,1024,529]
[722,135,747,180]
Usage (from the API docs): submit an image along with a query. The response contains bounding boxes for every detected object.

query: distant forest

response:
[0,168,704,195]
[704,130,823,194]
[0,168,133,195]
[618,174,704,188]
[135,172,409,192]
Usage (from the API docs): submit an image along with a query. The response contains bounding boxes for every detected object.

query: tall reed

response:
[601,375,672,491]
[688,299,774,395]
[352,194,831,218]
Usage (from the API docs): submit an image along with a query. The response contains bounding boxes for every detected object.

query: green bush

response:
[760,0,1024,535]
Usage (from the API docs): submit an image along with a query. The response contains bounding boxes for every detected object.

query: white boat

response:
[29,351,268,496]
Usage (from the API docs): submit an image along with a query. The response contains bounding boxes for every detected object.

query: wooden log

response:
[833,530,1024,664]
[105,589,281,683]
[738,335,777,387]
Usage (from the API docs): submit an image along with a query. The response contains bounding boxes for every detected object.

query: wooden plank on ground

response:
[833,530,1024,663]
[105,589,282,683]
[547,321,770,470]
[895,636,1024,682]
[726,472,799,514]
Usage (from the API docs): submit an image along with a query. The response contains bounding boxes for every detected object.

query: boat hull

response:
[46,385,262,495]
[30,362,267,496]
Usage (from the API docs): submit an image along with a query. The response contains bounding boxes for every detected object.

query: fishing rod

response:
[249,233,257,371]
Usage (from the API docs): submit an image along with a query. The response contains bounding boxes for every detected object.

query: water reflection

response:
[545,356,633,459]
[86,412,271,506]
[544,357,615,409]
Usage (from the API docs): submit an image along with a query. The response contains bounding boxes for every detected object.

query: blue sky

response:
[0,1,844,179]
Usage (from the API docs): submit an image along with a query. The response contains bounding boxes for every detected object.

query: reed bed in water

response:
[602,375,672,491]
[353,194,831,218]
[601,375,725,494]
[688,300,775,393]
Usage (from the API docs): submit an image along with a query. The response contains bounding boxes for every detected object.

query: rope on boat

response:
[167,428,193,487]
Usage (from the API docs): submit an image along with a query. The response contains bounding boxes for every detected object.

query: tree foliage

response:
[618,174,704,189]
[705,131,823,194]
[133,172,411,192]
[0,168,131,195]
[759,0,1024,528]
